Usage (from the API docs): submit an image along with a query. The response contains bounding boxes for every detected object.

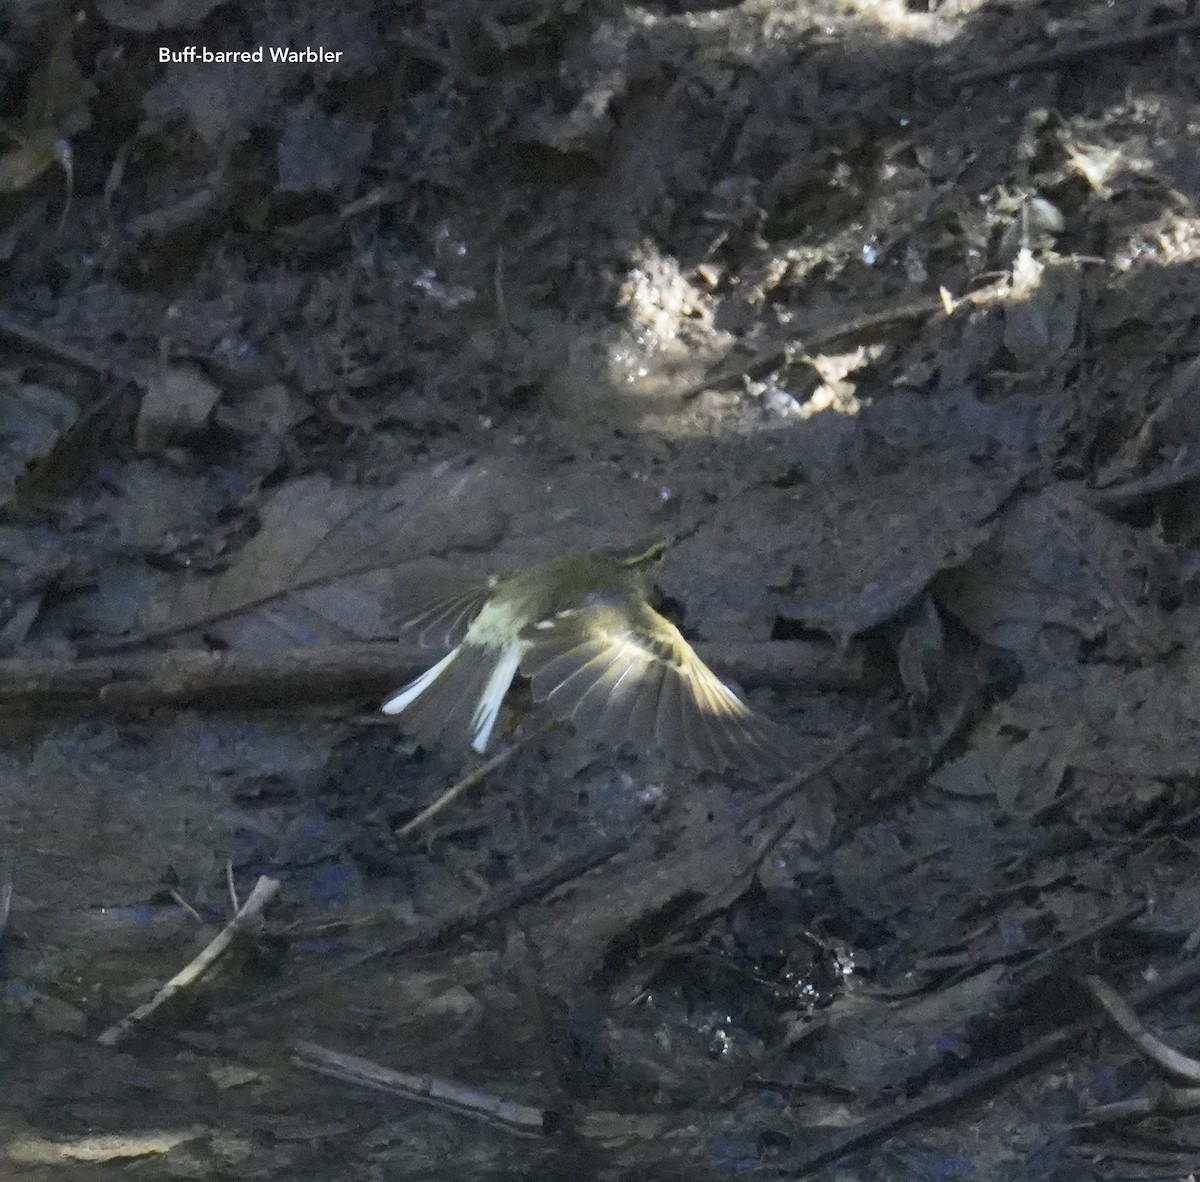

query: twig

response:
[1008,900,1148,987]
[166,889,205,926]
[700,719,883,917]
[0,312,127,382]
[0,866,11,941]
[747,719,877,825]
[1069,1139,1200,1164]
[697,261,1100,414]
[680,297,943,402]
[0,639,874,713]
[396,741,525,837]
[221,834,626,1019]
[790,954,1200,1177]
[946,17,1200,88]
[609,721,880,1005]
[81,504,504,656]
[97,876,280,1047]
[292,1040,556,1136]
[1081,458,1200,508]
[1085,1084,1200,1121]
[0,643,433,711]
[1086,974,1200,1083]
[494,246,511,336]
[80,556,417,655]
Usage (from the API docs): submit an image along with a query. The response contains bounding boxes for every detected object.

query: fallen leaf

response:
[774,465,1017,645]
[135,361,222,451]
[208,1064,263,1089]
[132,466,507,646]
[0,379,79,506]
[276,99,373,194]
[938,489,1174,669]
[0,134,67,193]
[1002,256,1081,369]
[7,1127,205,1164]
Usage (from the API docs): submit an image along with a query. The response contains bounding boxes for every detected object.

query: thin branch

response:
[97,876,280,1047]
[0,866,11,942]
[0,312,128,382]
[1008,901,1147,987]
[946,17,1200,88]
[1082,459,1200,508]
[790,955,1200,1177]
[1086,974,1200,1083]
[1085,1084,1200,1122]
[79,556,418,655]
[608,721,879,1005]
[395,741,525,838]
[0,639,874,713]
[292,1041,556,1136]
[680,297,943,403]
[221,835,626,1019]
[6,1127,206,1165]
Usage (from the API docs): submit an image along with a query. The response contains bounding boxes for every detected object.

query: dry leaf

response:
[134,361,222,451]
[0,134,65,193]
[1003,257,1081,369]
[773,466,1017,645]
[0,380,79,506]
[133,468,507,645]
[7,1127,204,1164]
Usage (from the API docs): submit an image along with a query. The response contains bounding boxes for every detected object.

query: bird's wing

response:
[396,583,493,649]
[519,601,789,772]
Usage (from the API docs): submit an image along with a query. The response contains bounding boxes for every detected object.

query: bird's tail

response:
[382,641,522,753]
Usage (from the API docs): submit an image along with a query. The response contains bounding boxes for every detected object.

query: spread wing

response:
[396,583,493,649]
[519,600,789,772]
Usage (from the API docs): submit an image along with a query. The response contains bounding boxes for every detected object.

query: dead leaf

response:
[820,966,1007,1099]
[939,490,1174,668]
[931,712,1081,815]
[933,654,1200,821]
[0,379,79,506]
[134,361,222,451]
[22,10,94,134]
[277,99,373,194]
[1064,141,1141,199]
[14,387,123,508]
[99,459,214,552]
[217,383,309,438]
[7,1128,204,1164]
[775,465,1017,645]
[208,1064,264,1089]
[145,59,285,149]
[0,134,68,193]
[132,467,507,646]
[1002,255,1081,369]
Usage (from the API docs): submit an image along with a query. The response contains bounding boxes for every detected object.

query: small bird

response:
[382,540,787,770]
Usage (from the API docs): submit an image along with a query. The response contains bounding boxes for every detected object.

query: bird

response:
[381,539,789,771]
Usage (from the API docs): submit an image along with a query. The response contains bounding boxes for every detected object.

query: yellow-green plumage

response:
[382,542,787,770]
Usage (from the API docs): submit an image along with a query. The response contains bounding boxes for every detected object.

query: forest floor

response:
[4,2,1200,1179]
